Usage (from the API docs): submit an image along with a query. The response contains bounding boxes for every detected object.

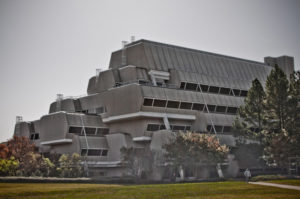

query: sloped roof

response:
[109,39,272,83]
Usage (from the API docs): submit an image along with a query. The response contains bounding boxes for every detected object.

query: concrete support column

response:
[163,115,171,130]
[150,73,157,86]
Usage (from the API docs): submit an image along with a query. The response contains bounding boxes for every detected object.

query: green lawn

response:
[0,181,299,199]
[267,179,300,186]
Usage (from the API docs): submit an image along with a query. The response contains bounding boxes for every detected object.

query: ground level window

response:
[101,149,108,156]
[160,124,166,130]
[81,149,108,156]
[172,125,185,131]
[207,125,212,132]
[185,126,191,131]
[215,125,223,133]
[223,126,232,133]
[147,124,160,131]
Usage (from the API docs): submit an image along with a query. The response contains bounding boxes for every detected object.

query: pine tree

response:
[287,71,300,134]
[264,64,289,130]
[239,78,265,130]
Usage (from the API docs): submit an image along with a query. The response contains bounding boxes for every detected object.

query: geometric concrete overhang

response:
[102,111,196,123]
[40,139,72,145]
[133,136,152,142]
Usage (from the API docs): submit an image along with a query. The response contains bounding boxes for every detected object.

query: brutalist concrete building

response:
[14,39,294,179]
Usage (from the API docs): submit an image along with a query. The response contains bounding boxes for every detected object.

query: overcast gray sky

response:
[0,0,299,142]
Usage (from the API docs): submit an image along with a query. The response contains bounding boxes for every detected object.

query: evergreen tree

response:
[287,71,300,135]
[264,64,289,130]
[239,78,265,130]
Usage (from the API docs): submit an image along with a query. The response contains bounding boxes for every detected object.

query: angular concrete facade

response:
[14,39,294,179]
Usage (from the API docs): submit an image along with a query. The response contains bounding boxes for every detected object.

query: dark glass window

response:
[233,89,241,96]
[153,99,167,107]
[156,82,163,87]
[200,84,209,92]
[219,87,230,95]
[192,103,204,111]
[138,80,149,85]
[180,82,186,89]
[209,86,220,93]
[172,125,185,131]
[207,105,216,112]
[185,126,191,131]
[180,102,192,110]
[167,100,180,108]
[81,149,88,156]
[98,128,109,135]
[185,83,198,91]
[207,125,212,132]
[34,133,39,140]
[160,125,166,130]
[223,126,232,133]
[216,106,227,113]
[203,106,208,112]
[101,149,108,156]
[88,149,102,156]
[85,127,96,135]
[143,98,153,106]
[227,107,238,114]
[147,124,160,131]
[30,134,35,140]
[69,126,82,135]
[240,90,248,97]
[215,125,223,133]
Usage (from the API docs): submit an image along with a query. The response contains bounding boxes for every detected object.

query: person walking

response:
[244,168,251,183]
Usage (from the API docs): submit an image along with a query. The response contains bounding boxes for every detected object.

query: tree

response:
[235,65,300,169]
[163,132,229,179]
[0,144,9,159]
[239,78,266,131]
[6,136,36,163]
[264,64,289,130]
[57,153,83,177]
[120,147,154,179]
[286,71,300,135]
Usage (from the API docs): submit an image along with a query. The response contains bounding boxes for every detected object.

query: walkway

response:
[249,182,300,191]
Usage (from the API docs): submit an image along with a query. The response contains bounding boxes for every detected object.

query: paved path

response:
[249,182,300,191]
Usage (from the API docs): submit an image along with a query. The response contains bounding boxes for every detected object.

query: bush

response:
[251,175,286,181]
[0,157,19,176]
[58,153,83,178]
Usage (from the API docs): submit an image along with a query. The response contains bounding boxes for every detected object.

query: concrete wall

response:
[264,56,295,79]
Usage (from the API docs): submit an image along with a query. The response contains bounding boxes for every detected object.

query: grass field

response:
[0,181,299,199]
